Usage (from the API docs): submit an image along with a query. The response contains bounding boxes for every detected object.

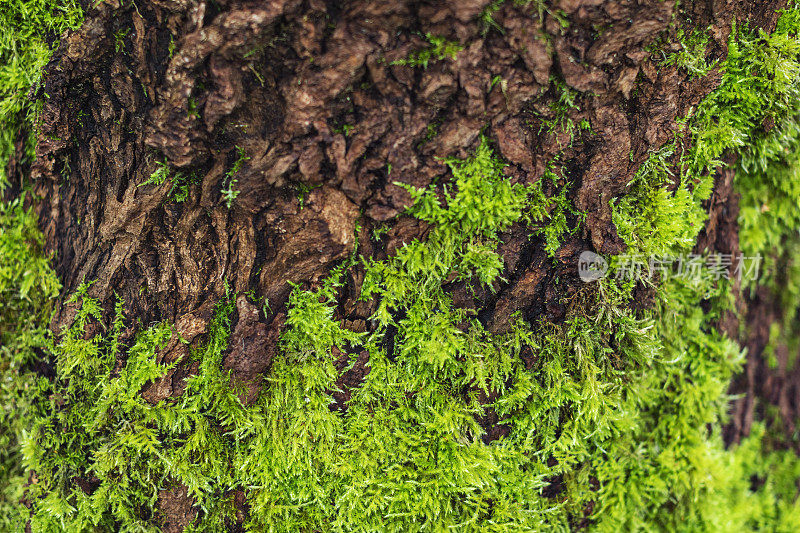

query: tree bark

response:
[23,0,794,528]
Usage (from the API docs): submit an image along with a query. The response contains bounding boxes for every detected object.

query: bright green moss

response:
[732,5,800,373]
[664,27,716,78]
[0,198,61,530]
[10,97,800,531]
[390,137,528,289]
[527,76,593,258]
[615,4,800,259]
[22,287,254,532]
[10,137,653,531]
[0,0,83,187]
[600,5,800,530]
[390,33,462,69]
[139,159,203,204]
[0,0,81,527]
[612,135,703,257]
[221,146,248,208]
[532,161,584,257]
[8,129,768,532]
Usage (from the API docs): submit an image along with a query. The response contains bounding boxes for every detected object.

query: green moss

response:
[391,33,462,69]
[221,146,248,208]
[612,135,703,257]
[140,159,201,203]
[526,76,593,258]
[15,131,792,531]
[615,5,800,259]
[530,160,584,257]
[539,76,581,139]
[664,27,716,78]
[0,2,81,525]
[732,4,800,372]
[0,198,61,530]
[114,27,130,54]
[19,287,241,531]
[0,0,83,187]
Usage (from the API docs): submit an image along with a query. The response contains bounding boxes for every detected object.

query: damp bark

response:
[21,0,792,529]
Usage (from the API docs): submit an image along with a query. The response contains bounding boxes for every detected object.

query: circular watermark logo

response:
[578,251,608,282]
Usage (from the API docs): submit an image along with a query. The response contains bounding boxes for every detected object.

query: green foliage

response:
[733,3,800,372]
[144,159,171,187]
[479,0,506,35]
[738,115,800,252]
[601,6,800,529]
[590,274,800,532]
[529,76,592,257]
[539,76,581,139]
[114,27,130,54]
[140,159,201,203]
[0,198,61,530]
[141,145,248,209]
[664,27,716,78]
[0,1,82,523]
[222,146,248,208]
[0,0,83,187]
[530,161,584,257]
[187,97,199,120]
[612,134,703,256]
[689,17,800,185]
[332,123,354,136]
[391,33,462,69]
[19,285,260,532]
[2,129,799,532]
[615,5,800,259]
[294,182,321,209]
[242,137,656,531]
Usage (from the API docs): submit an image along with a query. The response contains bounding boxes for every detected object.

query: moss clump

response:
[391,33,462,68]
[733,5,800,393]
[0,0,82,526]
[526,75,593,258]
[612,135,702,257]
[0,199,61,530]
[16,137,656,531]
[21,286,247,531]
[139,159,201,203]
[221,146,248,208]
[530,158,585,257]
[0,0,83,186]
[615,5,800,259]
[664,27,716,78]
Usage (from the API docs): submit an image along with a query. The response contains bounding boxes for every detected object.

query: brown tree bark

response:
[27,1,791,519]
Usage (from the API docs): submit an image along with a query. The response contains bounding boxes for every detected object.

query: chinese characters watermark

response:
[578,251,762,283]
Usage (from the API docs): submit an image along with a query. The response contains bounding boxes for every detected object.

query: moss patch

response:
[0,0,83,186]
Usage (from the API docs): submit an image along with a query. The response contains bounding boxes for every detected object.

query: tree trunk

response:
[31,0,774,360]
[20,0,798,530]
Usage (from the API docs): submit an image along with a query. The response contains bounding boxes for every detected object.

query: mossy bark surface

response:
[8,0,800,530]
[30,0,780,387]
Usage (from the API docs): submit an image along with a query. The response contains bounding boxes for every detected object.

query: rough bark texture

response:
[32,0,767,336]
[27,0,792,528]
